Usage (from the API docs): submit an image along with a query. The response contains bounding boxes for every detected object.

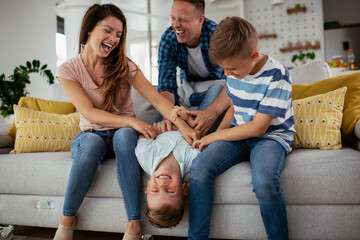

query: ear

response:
[199,14,205,25]
[251,50,260,62]
[182,183,189,196]
[145,181,150,194]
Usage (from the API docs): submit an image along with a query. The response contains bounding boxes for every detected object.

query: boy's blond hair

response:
[146,204,185,228]
[209,16,259,64]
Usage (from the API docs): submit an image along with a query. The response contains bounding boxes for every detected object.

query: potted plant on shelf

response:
[0,59,54,118]
[291,50,316,66]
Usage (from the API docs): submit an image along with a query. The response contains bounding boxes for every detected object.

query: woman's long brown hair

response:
[79,4,133,112]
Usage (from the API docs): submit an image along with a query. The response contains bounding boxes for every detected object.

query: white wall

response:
[244,0,325,68]
[0,0,57,99]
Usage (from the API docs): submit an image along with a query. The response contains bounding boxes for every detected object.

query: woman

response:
[54,4,197,240]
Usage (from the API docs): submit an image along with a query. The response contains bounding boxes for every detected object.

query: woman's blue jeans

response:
[63,128,141,221]
[188,137,289,240]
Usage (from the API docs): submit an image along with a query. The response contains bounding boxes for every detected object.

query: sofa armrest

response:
[0,123,14,149]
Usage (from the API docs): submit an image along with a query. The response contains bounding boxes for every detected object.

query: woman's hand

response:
[131,119,158,140]
[192,134,214,151]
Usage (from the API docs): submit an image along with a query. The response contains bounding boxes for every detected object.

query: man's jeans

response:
[155,83,224,122]
[63,128,142,221]
[188,137,289,240]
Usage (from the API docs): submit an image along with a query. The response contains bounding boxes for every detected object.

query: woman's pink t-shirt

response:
[56,54,136,131]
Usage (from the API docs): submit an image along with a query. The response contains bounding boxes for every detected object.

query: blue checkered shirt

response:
[157,18,225,94]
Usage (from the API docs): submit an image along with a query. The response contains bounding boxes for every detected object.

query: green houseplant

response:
[291,50,316,66]
[0,59,54,117]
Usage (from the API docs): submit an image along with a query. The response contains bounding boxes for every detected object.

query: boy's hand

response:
[171,106,190,121]
[192,135,213,151]
[180,125,200,145]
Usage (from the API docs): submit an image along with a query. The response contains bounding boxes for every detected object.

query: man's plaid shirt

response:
[157,18,225,95]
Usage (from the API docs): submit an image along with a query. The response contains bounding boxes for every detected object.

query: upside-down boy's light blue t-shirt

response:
[135,130,200,179]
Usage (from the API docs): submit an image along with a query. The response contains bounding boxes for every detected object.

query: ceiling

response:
[56,0,242,40]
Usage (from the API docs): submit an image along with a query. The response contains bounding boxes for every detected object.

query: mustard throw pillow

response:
[293,87,347,149]
[11,105,80,153]
[8,97,75,138]
[292,72,360,135]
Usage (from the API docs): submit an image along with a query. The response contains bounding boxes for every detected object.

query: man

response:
[155,0,231,135]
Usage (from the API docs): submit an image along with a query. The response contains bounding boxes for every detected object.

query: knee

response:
[252,171,282,198]
[114,128,137,143]
[74,132,105,153]
[71,132,106,164]
[113,128,137,151]
[208,83,224,94]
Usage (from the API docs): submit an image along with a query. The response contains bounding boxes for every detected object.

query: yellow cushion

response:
[292,72,360,135]
[8,97,75,138]
[11,105,80,153]
[293,87,347,149]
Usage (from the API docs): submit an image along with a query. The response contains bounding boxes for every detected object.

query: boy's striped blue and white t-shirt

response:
[225,56,295,152]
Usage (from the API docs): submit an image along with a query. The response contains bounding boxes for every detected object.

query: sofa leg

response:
[142,234,155,240]
[0,225,14,240]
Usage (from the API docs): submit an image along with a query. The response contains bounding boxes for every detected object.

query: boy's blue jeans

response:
[63,128,141,221]
[188,137,289,240]
[155,83,224,122]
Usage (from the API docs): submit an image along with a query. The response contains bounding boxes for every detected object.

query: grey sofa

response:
[1,61,360,240]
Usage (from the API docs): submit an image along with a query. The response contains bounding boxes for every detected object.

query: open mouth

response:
[157,174,171,179]
[175,30,185,37]
[102,42,112,52]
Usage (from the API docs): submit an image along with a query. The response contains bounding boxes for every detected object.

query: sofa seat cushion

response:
[213,147,360,205]
[0,152,122,198]
[1,147,359,205]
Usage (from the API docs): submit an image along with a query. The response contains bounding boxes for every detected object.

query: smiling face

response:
[218,51,261,80]
[86,16,123,58]
[145,166,188,211]
[171,1,205,48]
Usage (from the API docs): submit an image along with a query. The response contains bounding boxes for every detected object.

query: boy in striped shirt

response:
[188,17,295,240]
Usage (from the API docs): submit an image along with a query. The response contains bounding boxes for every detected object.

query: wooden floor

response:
[12,225,187,240]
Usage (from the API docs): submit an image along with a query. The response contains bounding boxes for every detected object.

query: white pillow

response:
[289,61,332,84]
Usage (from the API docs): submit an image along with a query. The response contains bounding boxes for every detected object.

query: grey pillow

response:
[0,123,14,148]
[354,120,360,139]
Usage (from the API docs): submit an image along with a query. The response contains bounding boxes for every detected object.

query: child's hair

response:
[209,16,259,64]
[146,203,185,228]
[173,0,205,15]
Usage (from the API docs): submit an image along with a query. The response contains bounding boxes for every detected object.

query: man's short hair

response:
[209,16,259,64]
[174,0,205,15]
[146,204,185,228]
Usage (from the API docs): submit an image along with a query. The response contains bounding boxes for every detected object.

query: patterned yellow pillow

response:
[293,87,347,149]
[11,105,80,153]
[8,97,75,138]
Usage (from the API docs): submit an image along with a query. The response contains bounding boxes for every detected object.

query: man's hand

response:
[153,119,173,134]
[187,108,218,136]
